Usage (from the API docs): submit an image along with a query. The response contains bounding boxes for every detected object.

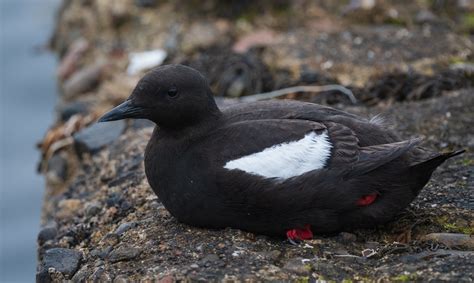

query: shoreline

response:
[37,1,473,281]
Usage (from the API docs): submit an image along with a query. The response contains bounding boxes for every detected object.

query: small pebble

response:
[46,153,68,183]
[38,223,58,244]
[114,221,138,235]
[57,199,83,219]
[85,201,102,217]
[108,245,141,263]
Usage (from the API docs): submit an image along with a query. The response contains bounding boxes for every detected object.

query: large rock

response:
[62,61,107,98]
[73,120,126,155]
[421,233,474,249]
[37,248,83,280]
[107,245,141,263]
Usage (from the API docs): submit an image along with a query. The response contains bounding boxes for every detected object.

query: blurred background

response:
[1,0,60,281]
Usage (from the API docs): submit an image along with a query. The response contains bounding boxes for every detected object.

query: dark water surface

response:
[1,0,60,281]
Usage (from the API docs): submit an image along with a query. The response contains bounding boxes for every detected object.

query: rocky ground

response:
[37,1,473,281]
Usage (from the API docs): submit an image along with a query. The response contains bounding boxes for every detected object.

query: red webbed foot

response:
[356,193,378,206]
[286,224,313,245]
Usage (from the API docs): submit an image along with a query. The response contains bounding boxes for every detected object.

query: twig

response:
[239,85,357,104]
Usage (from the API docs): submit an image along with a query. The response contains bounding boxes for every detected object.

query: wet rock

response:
[73,120,126,155]
[58,101,90,122]
[40,248,83,278]
[282,258,311,275]
[46,153,68,183]
[114,221,138,235]
[108,245,141,263]
[62,60,107,98]
[421,233,474,249]
[57,199,83,219]
[38,223,58,244]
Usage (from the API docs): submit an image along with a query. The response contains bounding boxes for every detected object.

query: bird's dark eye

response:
[167,87,178,98]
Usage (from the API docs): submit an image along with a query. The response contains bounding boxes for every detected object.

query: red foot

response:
[357,193,378,206]
[286,224,313,242]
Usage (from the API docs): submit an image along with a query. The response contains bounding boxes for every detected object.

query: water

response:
[0,0,60,281]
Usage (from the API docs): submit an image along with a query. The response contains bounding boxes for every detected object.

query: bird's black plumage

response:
[99,64,464,237]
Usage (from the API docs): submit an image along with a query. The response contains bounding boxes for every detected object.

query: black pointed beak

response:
[98,100,145,122]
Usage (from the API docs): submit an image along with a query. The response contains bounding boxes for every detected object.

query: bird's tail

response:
[410,149,465,194]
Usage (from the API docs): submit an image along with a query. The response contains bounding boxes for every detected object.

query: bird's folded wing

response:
[204,119,362,180]
[204,118,420,181]
[345,138,423,178]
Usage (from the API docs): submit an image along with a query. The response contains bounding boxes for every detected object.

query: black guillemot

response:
[99,64,464,242]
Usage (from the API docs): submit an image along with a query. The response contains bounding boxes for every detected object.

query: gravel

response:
[38,1,473,281]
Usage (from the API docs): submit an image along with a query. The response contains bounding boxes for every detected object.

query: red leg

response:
[356,193,378,206]
[286,224,313,243]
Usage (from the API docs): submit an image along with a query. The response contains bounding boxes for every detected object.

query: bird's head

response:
[98,64,220,129]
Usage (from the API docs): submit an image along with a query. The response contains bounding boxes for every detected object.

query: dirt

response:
[38,1,473,281]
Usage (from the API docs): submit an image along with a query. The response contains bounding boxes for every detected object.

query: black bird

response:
[99,64,463,241]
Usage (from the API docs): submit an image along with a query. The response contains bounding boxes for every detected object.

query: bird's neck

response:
[158,109,223,142]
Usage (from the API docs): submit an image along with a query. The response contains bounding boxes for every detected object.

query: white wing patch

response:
[224,131,332,179]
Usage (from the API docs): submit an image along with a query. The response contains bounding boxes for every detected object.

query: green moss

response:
[391,273,418,282]
[461,157,474,166]
[436,216,474,235]
[449,56,467,65]
[462,13,474,33]
[296,276,309,283]
[353,277,372,282]
[237,9,258,23]
[384,17,407,27]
